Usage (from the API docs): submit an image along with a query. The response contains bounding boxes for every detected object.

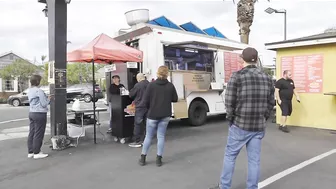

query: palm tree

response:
[233,0,270,44]
[41,55,47,64]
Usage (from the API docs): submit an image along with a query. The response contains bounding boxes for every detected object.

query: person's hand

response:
[296,96,301,103]
[48,95,54,100]
[277,99,282,105]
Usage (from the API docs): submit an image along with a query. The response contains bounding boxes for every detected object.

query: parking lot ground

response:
[0,117,335,189]
[262,152,336,189]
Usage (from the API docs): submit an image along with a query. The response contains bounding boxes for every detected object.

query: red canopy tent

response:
[67,33,143,143]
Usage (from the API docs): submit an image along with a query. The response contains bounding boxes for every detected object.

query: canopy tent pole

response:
[92,59,97,144]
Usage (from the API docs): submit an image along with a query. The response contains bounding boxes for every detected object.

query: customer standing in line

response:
[107,75,125,134]
[138,66,178,167]
[27,75,52,159]
[275,70,300,133]
[128,73,149,148]
[210,47,274,189]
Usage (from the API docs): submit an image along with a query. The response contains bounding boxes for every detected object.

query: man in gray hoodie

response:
[129,73,149,148]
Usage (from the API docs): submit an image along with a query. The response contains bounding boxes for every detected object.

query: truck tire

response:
[188,101,207,126]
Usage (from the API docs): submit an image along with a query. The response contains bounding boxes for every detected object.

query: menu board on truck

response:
[224,52,244,83]
[280,54,323,93]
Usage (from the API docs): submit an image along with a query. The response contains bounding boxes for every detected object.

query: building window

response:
[3,80,14,91]
[9,54,14,60]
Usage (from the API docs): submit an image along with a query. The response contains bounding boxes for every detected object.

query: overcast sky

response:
[0,0,335,65]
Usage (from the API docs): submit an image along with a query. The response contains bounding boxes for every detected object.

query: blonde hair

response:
[157,66,169,79]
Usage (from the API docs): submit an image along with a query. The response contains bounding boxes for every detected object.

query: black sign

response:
[55,69,67,89]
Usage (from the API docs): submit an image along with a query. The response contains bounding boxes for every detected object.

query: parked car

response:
[7,83,103,107]
[7,86,49,107]
[67,83,104,103]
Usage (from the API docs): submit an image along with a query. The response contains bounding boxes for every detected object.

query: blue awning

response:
[180,22,207,35]
[148,16,183,30]
[203,27,226,38]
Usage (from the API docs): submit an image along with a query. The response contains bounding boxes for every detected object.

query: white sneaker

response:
[33,152,49,159]
[28,153,34,158]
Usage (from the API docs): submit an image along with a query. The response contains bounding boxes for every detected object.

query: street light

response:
[42,5,48,17]
[265,7,287,40]
[38,0,71,4]
[38,0,71,17]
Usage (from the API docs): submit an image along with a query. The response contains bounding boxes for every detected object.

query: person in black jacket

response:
[138,66,178,167]
[107,75,125,134]
[128,73,149,148]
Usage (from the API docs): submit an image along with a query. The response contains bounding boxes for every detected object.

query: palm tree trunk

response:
[237,0,256,44]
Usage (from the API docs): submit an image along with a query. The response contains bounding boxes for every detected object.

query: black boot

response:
[139,154,146,166]
[156,155,162,167]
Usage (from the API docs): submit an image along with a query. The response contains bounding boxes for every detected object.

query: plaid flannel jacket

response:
[225,65,275,132]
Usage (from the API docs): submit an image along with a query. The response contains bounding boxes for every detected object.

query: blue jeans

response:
[220,125,265,189]
[141,117,170,156]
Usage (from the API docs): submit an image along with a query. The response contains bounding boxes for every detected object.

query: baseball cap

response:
[239,47,258,63]
[112,75,120,79]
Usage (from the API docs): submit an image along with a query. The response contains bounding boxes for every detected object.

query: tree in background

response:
[67,63,104,85]
[0,59,38,92]
[41,55,47,64]
[263,67,274,76]
[39,63,49,85]
[233,0,270,44]
[40,62,104,86]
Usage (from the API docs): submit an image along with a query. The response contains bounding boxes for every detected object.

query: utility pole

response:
[38,0,70,149]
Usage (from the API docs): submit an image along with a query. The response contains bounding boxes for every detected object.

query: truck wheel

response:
[188,101,207,126]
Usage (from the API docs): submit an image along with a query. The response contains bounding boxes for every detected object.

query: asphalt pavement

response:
[0,110,335,189]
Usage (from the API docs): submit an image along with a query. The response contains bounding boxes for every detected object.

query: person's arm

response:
[225,72,239,123]
[129,83,138,99]
[293,82,300,101]
[294,89,300,101]
[274,80,282,104]
[265,80,275,120]
[38,89,50,108]
[171,84,178,103]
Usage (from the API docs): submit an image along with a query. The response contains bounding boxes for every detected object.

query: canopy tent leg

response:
[92,59,97,144]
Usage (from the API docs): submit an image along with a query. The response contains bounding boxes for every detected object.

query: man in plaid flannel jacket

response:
[212,47,274,189]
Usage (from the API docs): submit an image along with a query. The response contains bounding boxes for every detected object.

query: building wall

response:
[276,44,336,130]
[0,53,22,69]
[0,53,26,93]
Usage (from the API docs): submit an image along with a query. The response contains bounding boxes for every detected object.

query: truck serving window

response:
[164,46,214,73]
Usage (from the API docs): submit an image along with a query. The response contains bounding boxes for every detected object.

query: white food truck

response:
[114,9,262,126]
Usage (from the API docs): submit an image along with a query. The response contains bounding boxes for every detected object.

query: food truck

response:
[112,9,262,126]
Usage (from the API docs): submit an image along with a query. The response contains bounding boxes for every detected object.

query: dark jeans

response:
[28,112,47,154]
[133,108,147,142]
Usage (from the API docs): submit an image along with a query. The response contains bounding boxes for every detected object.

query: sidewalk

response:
[0,118,335,189]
